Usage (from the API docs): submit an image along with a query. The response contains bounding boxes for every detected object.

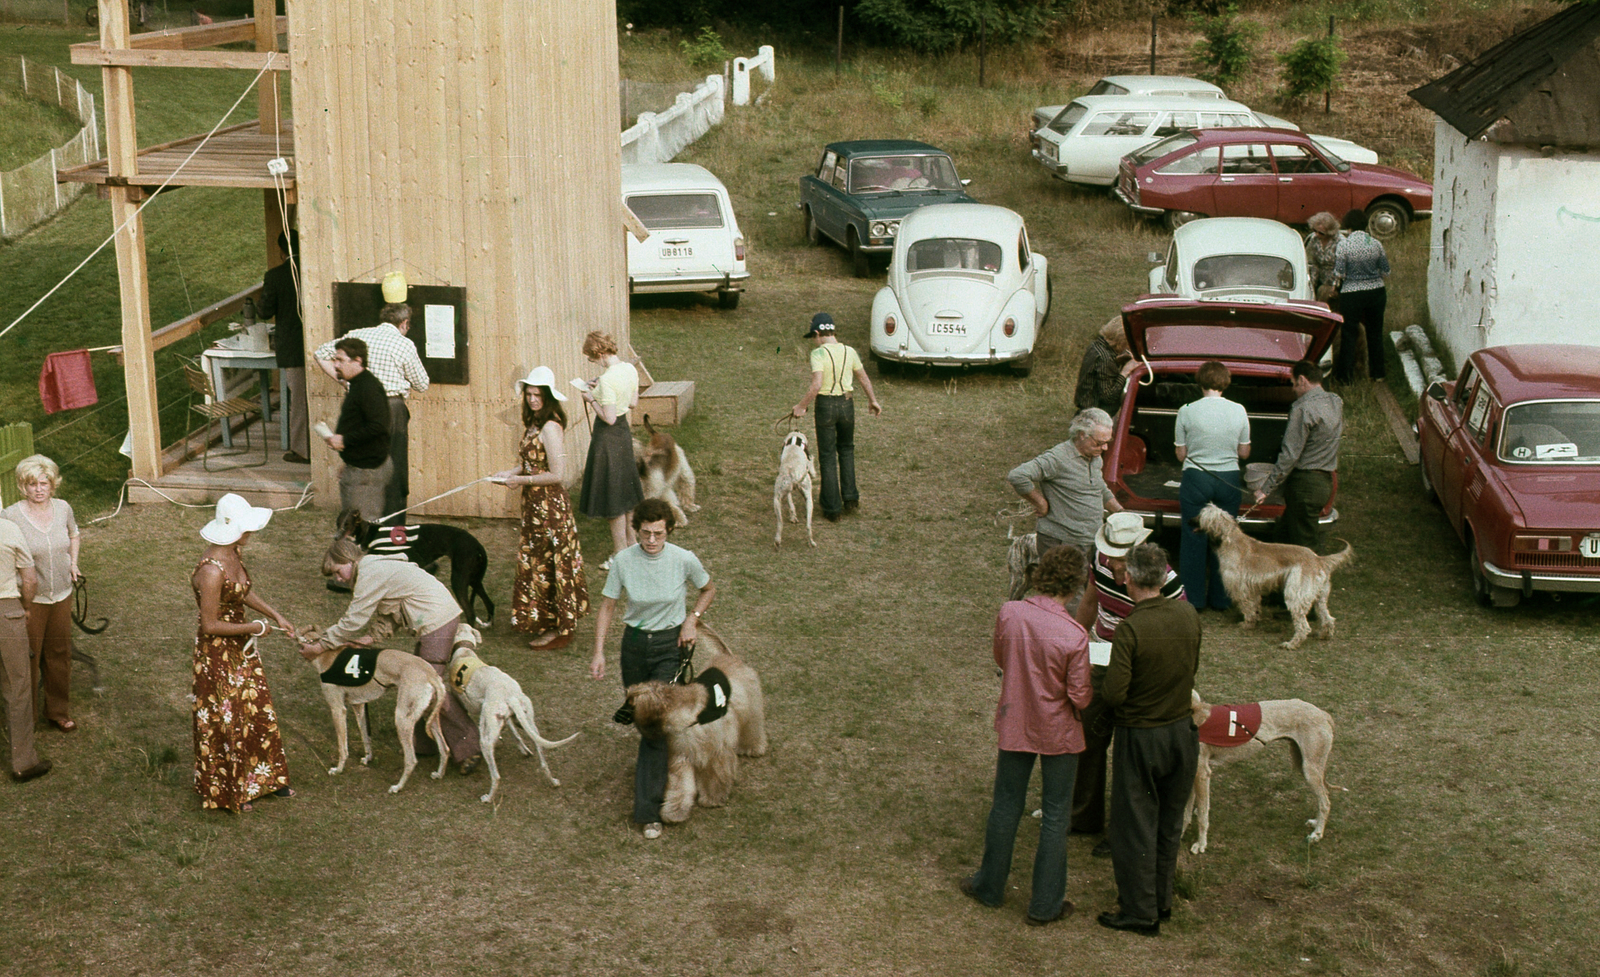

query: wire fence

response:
[0,54,99,241]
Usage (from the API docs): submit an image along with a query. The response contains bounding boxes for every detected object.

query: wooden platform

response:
[57,120,296,194]
[130,415,313,510]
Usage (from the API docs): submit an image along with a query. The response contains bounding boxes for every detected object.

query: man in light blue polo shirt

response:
[1173,361,1251,609]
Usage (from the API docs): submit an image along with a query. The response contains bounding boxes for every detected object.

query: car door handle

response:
[1278,176,1292,183]
[1219,176,1235,183]
[663,237,689,244]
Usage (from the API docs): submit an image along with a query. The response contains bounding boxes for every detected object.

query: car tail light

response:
[734,237,746,261]
[1513,535,1574,552]
[884,314,896,336]
[1003,317,1016,337]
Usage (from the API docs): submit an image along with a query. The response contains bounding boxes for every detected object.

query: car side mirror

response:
[1426,380,1446,402]
[1147,251,1162,264]
[1337,161,1351,173]
[960,178,972,186]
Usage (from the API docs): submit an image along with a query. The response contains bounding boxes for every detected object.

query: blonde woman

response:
[576,331,644,568]
[3,455,81,732]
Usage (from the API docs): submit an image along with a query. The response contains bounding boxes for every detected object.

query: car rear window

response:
[626,193,725,230]
[1192,255,1296,292]
[1046,103,1087,135]
[1499,402,1600,463]
[906,238,1003,274]
[1086,80,1130,96]
[1131,133,1198,165]
[848,155,960,193]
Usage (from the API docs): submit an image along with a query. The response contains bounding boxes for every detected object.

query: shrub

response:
[679,26,730,71]
[1277,35,1347,103]
[1188,6,1262,86]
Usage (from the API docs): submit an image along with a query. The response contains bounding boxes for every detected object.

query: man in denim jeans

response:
[790,313,883,521]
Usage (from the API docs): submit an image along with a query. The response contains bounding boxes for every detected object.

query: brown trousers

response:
[413,616,480,762]
[1,597,40,775]
[26,598,73,724]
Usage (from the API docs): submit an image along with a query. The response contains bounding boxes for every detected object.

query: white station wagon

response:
[1028,74,1225,138]
[622,163,748,309]
[869,204,1051,376]
[1147,217,1313,303]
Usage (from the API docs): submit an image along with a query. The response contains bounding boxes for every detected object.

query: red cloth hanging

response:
[39,350,99,414]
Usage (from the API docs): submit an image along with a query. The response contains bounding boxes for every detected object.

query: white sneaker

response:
[642,822,663,840]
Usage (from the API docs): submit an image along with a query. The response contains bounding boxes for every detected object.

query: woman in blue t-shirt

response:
[1173,361,1251,609]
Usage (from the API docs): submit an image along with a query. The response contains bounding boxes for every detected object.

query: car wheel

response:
[1039,274,1053,329]
[848,228,870,278]
[717,289,740,310]
[1365,201,1409,240]
[1008,355,1034,378]
[1164,210,1203,232]
[1469,534,1520,608]
[872,351,898,377]
[803,207,821,246]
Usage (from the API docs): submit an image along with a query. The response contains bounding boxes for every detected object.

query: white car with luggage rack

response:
[622,163,748,309]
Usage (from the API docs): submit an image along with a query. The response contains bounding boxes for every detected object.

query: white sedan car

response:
[622,162,748,309]
[1147,217,1313,302]
[869,204,1050,376]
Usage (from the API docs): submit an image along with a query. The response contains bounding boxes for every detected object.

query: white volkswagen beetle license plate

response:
[660,245,693,259]
[928,321,966,336]
[1582,534,1600,559]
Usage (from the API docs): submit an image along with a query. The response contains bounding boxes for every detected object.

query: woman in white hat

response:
[494,367,589,650]
[191,494,296,812]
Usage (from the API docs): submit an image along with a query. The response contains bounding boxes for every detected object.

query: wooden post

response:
[978,8,986,87]
[1150,12,1158,74]
[255,0,280,137]
[835,6,842,76]
[1325,15,1334,114]
[100,0,161,480]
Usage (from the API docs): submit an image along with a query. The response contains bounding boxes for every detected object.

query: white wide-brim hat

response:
[514,366,567,400]
[1095,510,1152,558]
[201,493,273,545]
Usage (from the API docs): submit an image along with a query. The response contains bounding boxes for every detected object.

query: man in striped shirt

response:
[316,304,430,524]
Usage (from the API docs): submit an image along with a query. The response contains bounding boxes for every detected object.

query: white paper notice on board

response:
[424,305,456,359]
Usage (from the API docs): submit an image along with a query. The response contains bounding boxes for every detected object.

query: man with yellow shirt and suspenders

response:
[790,313,883,522]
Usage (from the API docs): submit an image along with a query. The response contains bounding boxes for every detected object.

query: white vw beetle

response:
[869,204,1050,376]
[1147,217,1313,303]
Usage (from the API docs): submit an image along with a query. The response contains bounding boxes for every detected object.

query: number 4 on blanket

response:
[321,648,382,686]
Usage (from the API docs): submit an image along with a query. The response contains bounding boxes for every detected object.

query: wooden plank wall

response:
[289,0,627,518]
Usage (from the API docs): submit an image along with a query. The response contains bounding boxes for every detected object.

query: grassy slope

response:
[5,9,1599,977]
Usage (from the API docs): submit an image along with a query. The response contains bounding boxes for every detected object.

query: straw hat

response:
[200,493,272,545]
[514,366,567,401]
[1095,511,1152,558]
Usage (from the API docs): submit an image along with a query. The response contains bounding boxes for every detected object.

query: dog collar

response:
[692,668,732,726]
[321,648,382,687]
[449,654,486,696]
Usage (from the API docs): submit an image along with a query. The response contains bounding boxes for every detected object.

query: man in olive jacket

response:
[1097,541,1201,937]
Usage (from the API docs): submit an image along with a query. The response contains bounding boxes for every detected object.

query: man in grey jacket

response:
[1008,408,1125,559]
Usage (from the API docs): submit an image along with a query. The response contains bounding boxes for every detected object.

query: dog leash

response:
[376,475,496,525]
[71,576,110,635]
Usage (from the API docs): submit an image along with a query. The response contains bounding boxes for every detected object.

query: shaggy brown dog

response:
[1185,690,1346,854]
[624,623,767,823]
[633,414,700,526]
[1191,503,1354,649]
[1005,530,1038,601]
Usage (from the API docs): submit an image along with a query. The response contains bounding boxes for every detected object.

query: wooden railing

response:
[107,283,265,361]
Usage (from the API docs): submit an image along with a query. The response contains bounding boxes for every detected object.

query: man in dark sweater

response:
[1098,541,1201,937]
[257,230,308,463]
[322,337,391,522]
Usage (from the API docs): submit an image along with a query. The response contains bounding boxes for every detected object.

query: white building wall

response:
[1428,117,1600,367]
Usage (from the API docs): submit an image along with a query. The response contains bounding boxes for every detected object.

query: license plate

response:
[1582,534,1600,559]
[928,321,966,336]
[660,246,693,259]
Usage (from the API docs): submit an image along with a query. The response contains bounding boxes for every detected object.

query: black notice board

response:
[331,282,469,385]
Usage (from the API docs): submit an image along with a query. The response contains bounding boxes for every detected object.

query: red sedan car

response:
[1105,297,1342,531]
[1417,344,1600,607]
[1114,127,1432,239]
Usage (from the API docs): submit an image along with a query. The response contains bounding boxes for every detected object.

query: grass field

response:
[5,8,1599,977]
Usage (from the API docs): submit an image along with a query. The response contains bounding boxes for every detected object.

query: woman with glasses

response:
[588,498,716,841]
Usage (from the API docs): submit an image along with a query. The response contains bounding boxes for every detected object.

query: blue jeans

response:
[968,750,1078,919]
[620,624,686,823]
[1178,467,1241,610]
[814,394,857,516]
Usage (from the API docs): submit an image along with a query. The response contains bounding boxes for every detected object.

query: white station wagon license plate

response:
[660,246,693,259]
[928,321,966,336]
[1582,534,1600,559]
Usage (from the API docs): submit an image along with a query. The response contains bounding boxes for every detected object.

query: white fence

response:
[620,45,776,166]
[0,54,99,241]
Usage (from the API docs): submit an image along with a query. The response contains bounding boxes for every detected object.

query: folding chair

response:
[183,361,268,470]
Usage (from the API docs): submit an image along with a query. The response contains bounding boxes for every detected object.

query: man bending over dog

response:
[308,539,482,774]
[1008,408,1125,562]
[1253,360,1343,553]
[1098,542,1200,937]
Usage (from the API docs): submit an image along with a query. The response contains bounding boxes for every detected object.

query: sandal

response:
[271,786,296,798]
[530,634,572,651]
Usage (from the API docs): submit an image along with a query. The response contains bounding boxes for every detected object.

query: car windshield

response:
[906,237,1003,274]
[1192,254,1296,292]
[1305,136,1347,168]
[848,154,960,193]
[626,192,725,230]
[1130,133,1198,164]
[1045,103,1087,135]
[1499,401,1600,464]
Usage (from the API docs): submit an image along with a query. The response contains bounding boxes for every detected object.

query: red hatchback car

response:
[1105,297,1343,531]
[1114,128,1432,239]
[1417,344,1600,607]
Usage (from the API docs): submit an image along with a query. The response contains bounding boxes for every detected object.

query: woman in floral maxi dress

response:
[497,367,589,650]
[191,494,296,812]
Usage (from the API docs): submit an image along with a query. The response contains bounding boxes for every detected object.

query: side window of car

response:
[1270,144,1331,175]
[1081,111,1158,136]
[817,150,837,181]
[1221,144,1272,174]
[1017,229,1031,272]
[1466,388,1496,445]
[831,161,848,190]
[1152,112,1198,138]
[1452,365,1479,415]
[1157,147,1220,175]
[1165,243,1179,287]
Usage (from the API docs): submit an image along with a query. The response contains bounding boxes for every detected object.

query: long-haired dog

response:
[1005,530,1038,601]
[337,511,494,627]
[446,625,580,804]
[1191,504,1353,650]
[634,414,700,526]
[623,623,767,823]
[1184,689,1346,854]
[774,430,817,548]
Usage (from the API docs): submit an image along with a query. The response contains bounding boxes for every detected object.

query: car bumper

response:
[874,348,1030,367]
[1482,560,1600,595]
[1113,184,1163,216]
[1125,507,1340,531]
[1031,149,1066,176]
[629,271,749,295]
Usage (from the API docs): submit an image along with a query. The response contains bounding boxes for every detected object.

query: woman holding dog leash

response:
[494,367,589,651]
[191,494,296,812]
[589,498,715,840]
[3,455,82,734]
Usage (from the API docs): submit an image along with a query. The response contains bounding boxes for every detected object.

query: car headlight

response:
[883,314,896,336]
[870,220,900,239]
[1003,316,1017,338]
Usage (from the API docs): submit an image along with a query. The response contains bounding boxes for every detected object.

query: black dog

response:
[337,512,495,627]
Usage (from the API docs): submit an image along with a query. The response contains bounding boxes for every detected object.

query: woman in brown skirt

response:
[576,331,644,570]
